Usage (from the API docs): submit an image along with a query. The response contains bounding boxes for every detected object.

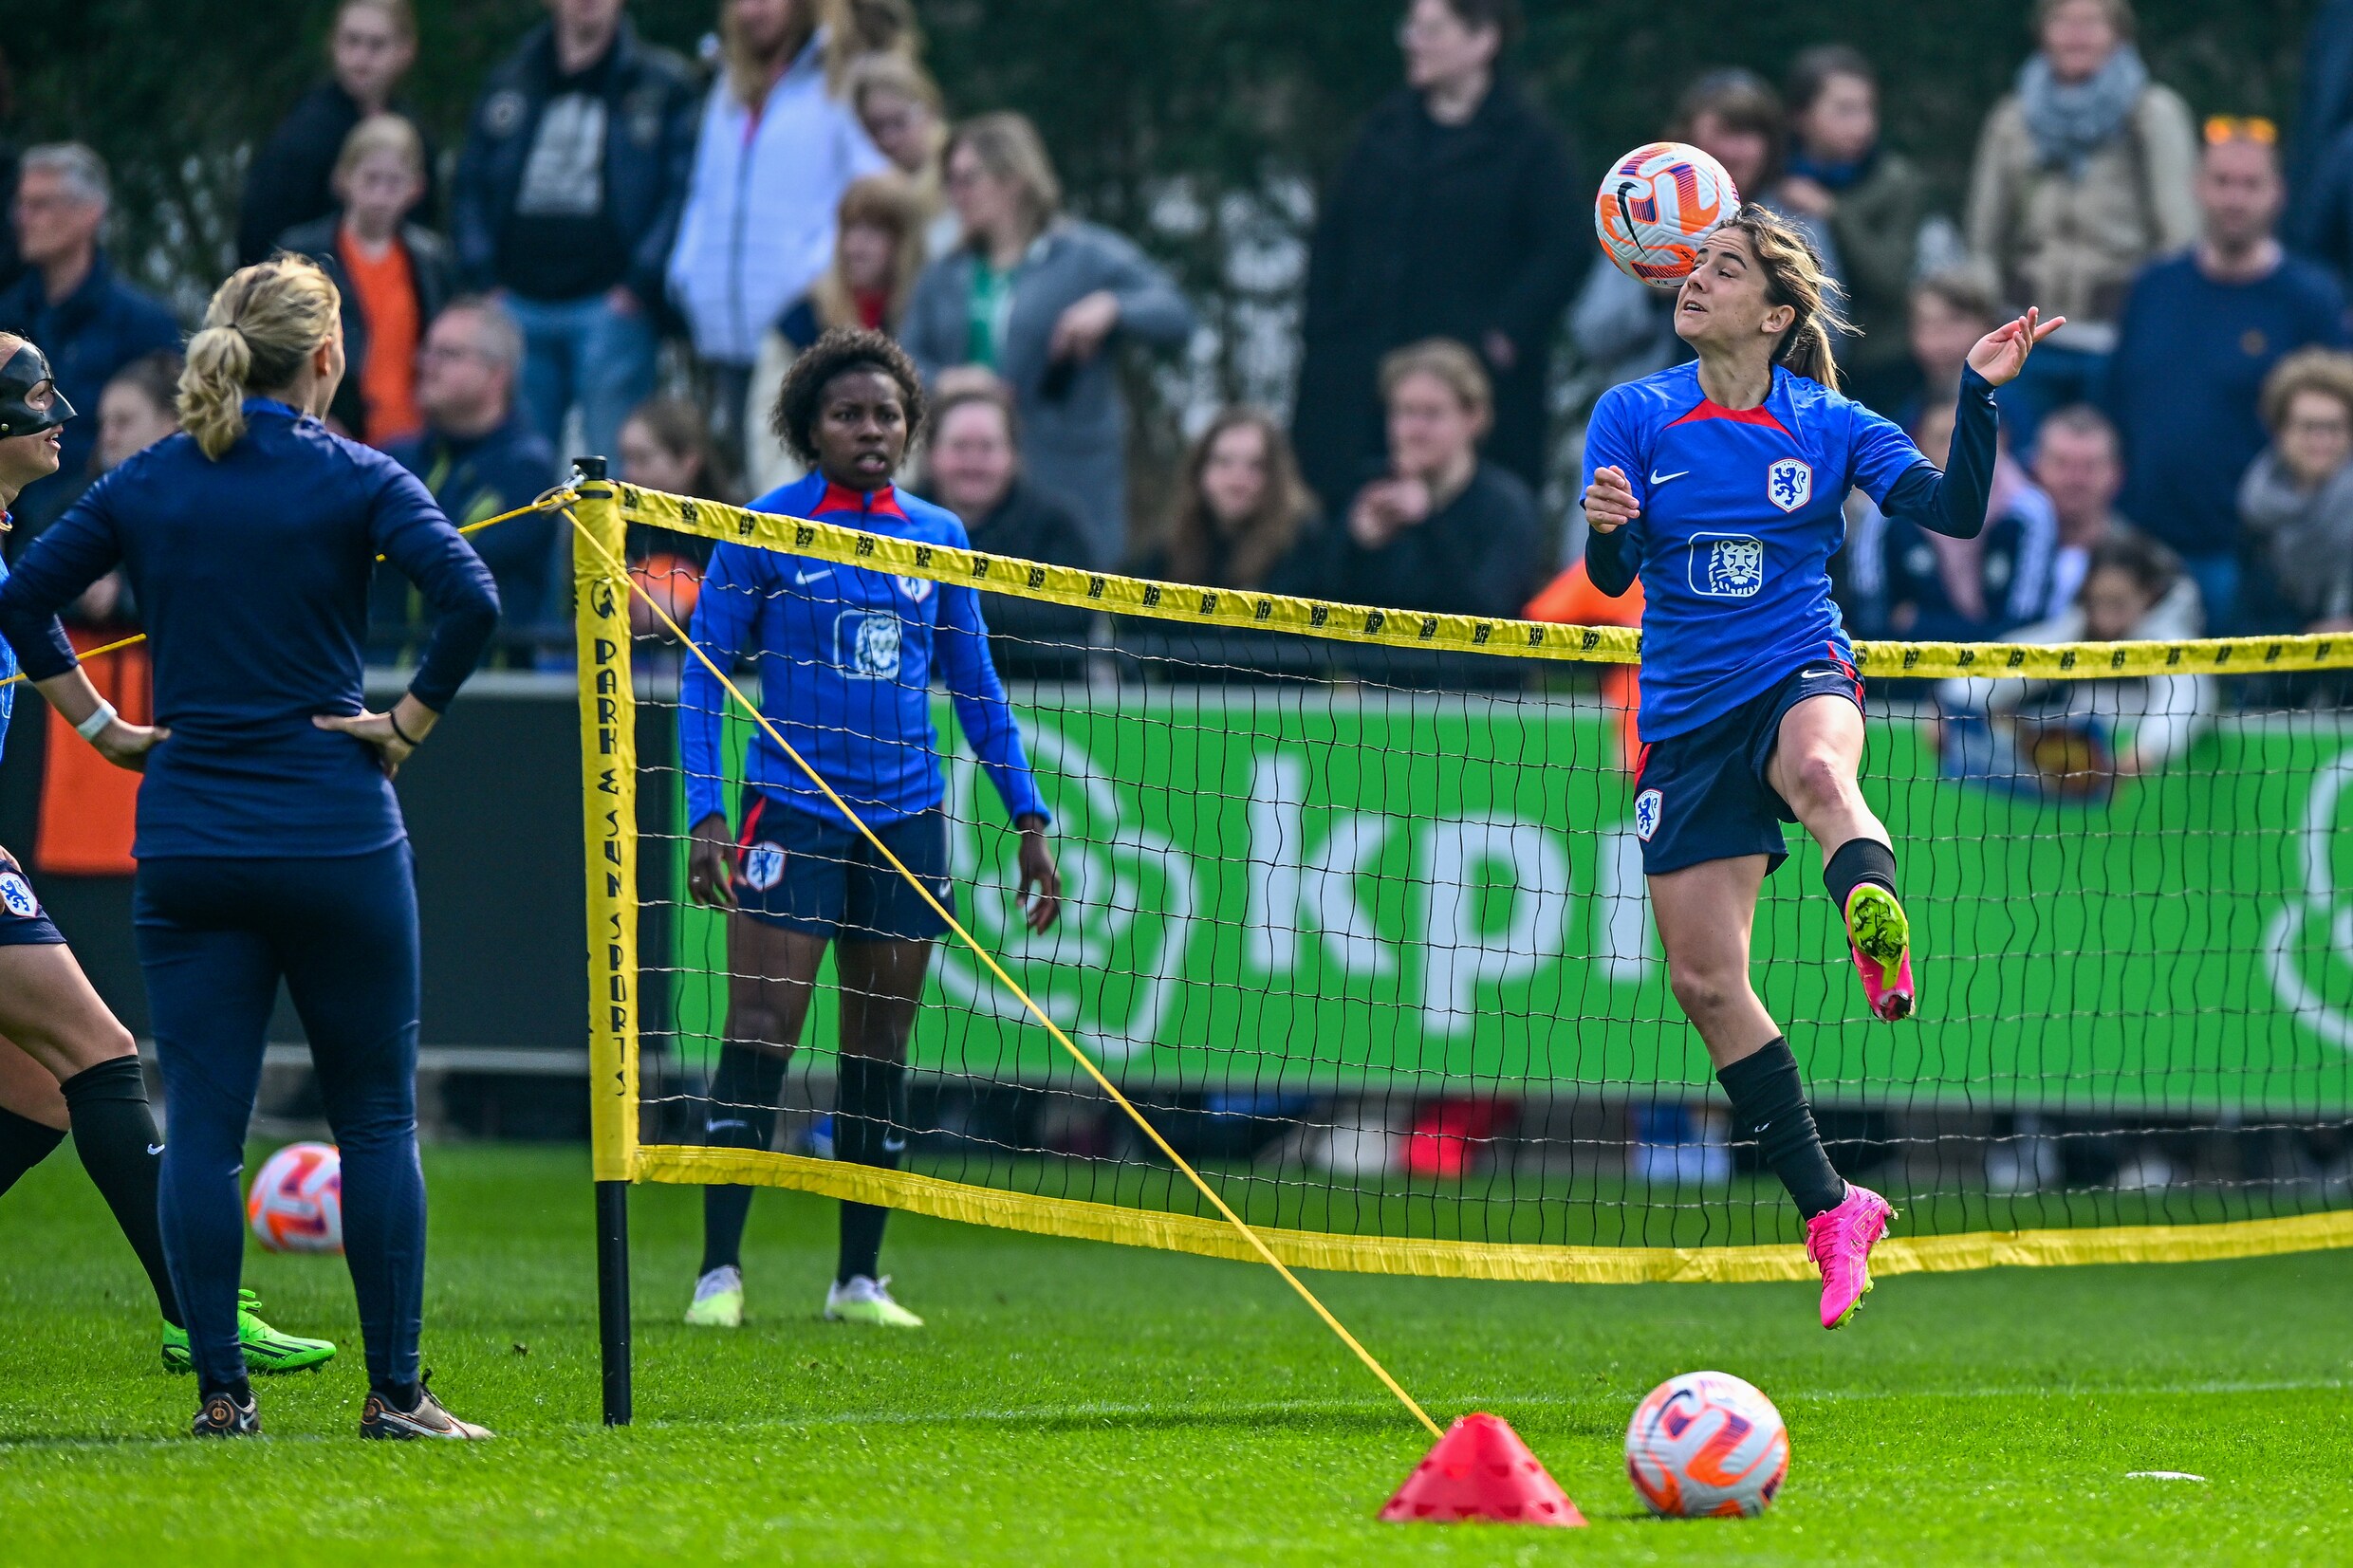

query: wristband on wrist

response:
[74,699,119,742]
[387,708,421,747]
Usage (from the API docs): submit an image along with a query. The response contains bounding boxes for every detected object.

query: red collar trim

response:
[814,481,906,520]
[1665,399,1793,436]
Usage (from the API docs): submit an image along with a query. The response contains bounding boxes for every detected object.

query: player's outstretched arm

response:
[1880,307,2061,545]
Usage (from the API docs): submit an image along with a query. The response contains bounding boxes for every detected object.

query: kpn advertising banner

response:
[671,695,2353,1116]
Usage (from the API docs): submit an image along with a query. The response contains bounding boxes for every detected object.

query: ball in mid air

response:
[1595,141,1739,285]
[1624,1369,1789,1518]
[247,1140,343,1254]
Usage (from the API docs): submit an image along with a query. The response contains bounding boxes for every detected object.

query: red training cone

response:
[1379,1412,1586,1526]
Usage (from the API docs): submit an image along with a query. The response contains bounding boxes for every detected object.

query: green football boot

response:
[161,1289,337,1374]
[824,1275,924,1328]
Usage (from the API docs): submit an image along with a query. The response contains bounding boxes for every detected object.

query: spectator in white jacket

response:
[666,0,884,466]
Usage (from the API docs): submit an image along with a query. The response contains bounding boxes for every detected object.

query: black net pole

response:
[596,1177,633,1426]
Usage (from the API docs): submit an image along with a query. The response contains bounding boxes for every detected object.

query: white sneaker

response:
[823,1274,923,1328]
[684,1265,744,1328]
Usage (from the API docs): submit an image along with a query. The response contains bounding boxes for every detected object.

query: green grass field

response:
[3,1145,2348,1565]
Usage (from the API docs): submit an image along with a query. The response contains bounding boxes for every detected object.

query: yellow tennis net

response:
[569,472,2353,1289]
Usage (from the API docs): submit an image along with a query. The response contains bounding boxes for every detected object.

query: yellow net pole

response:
[562,507,1444,1441]
[570,478,639,1185]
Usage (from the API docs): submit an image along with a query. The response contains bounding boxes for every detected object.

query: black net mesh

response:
[611,505,2353,1267]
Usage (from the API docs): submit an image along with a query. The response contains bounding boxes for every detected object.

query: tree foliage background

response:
[4,0,2324,509]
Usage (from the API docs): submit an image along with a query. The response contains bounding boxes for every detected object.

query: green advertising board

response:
[667,695,2353,1117]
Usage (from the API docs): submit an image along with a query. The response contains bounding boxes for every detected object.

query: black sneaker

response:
[192,1389,261,1437]
[359,1374,493,1441]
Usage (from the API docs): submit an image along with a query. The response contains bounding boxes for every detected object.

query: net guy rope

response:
[564,477,1446,1440]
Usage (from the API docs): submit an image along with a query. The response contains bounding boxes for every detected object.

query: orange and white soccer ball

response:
[1594,141,1740,285]
[1625,1370,1788,1518]
[247,1141,343,1254]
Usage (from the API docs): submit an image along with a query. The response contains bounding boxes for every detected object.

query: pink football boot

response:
[1843,883,1915,1022]
[1805,1184,1896,1330]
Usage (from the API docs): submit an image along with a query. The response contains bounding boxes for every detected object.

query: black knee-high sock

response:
[699,1042,787,1276]
[1824,838,1899,913]
[1716,1039,1847,1220]
[833,1056,907,1285]
[0,1104,65,1198]
[60,1058,183,1327]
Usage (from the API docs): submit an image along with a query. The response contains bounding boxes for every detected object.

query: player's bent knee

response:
[1786,749,1858,816]
[1667,963,1750,1026]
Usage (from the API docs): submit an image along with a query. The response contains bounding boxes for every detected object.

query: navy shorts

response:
[0,843,65,948]
[1631,660,1863,877]
[732,789,954,943]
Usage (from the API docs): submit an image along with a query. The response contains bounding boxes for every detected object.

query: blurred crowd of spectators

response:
[8,0,2353,732]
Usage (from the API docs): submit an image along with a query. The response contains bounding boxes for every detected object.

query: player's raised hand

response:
[1584,465,1640,534]
[1965,306,2066,388]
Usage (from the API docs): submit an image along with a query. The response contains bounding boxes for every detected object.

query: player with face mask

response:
[0,336,337,1382]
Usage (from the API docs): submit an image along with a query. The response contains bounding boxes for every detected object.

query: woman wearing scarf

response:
[1965,0,2196,448]
[2238,348,2353,636]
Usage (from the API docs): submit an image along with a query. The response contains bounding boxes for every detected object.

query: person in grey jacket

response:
[899,113,1194,568]
[2238,347,2353,633]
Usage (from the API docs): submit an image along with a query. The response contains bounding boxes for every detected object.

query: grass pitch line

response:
[599,1377,2353,1436]
[566,504,1447,1442]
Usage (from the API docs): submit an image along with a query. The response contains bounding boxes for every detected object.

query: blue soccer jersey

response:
[1584,362,1995,741]
[679,474,1049,834]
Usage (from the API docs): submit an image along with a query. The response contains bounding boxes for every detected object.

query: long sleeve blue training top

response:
[0,399,500,858]
[680,473,1049,833]
[1584,364,1998,742]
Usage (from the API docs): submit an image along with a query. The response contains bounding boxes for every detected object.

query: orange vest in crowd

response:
[36,631,148,876]
[1524,560,1644,770]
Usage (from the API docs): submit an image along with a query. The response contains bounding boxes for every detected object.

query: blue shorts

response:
[1631,660,1863,877]
[0,844,65,948]
[732,789,954,943]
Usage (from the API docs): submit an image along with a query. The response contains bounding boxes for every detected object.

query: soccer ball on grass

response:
[1624,1369,1788,1518]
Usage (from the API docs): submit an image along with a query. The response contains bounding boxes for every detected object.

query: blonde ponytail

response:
[1724,205,1852,392]
[176,255,342,459]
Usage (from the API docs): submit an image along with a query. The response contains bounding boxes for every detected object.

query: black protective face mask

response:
[0,342,75,439]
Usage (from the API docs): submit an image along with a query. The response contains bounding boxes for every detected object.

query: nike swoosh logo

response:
[147,1143,165,1155]
[1800,670,1835,679]
[1650,469,1690,485]
[880,1134,907,1154]
[794,567,833,584]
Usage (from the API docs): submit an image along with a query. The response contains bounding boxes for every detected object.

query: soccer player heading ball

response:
[680,328,1062,1332]
[1582,206,2059,1329]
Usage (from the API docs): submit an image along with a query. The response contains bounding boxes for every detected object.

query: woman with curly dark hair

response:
[677,327,1062,1331]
